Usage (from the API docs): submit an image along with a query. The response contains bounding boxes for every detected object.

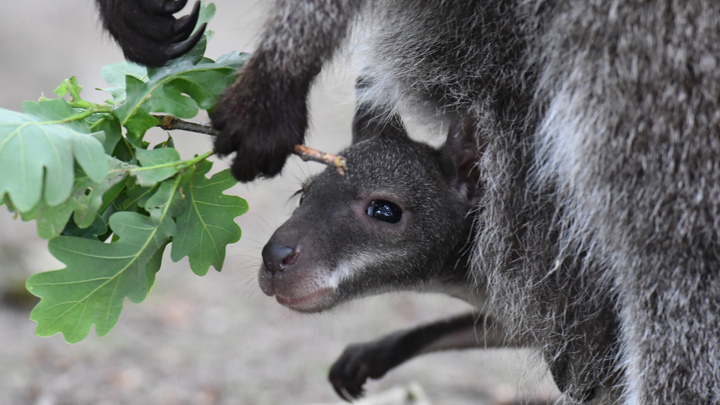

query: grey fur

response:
[235,0,720,403]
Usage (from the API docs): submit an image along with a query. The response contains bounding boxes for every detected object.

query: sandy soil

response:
[0,2,560,404]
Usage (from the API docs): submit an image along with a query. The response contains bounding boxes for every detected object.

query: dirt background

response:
[0,2,560,404]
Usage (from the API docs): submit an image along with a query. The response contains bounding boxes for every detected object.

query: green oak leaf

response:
[88,114,123,154]
[71,159,130,229]
[114,180,157,213]
[133,147,181,187]
[100,62,148,103]
[53,76,85,102]
[113,51,247,138]
[26,210,174,343]
[145,179,184,222]
[61,214,109,241]
[171,161,247,276]
[0,99,108,212]
[98,1,216,106]
[197,1,216,28]
[20,195,77,240]
[20,162,127,239]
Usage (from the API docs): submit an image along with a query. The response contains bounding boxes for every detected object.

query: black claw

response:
[342,386,362,402]
[331,378,365,402]
[161,0,189,14]
[166,23,206,59]
[332,383,349,402]
[353,386,365,400]
[172,1,201,41]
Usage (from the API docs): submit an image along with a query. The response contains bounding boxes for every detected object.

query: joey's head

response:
[259,115,482,313]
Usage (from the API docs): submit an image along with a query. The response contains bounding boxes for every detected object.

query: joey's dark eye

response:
[366,200,402,223]
[292,189,306,205]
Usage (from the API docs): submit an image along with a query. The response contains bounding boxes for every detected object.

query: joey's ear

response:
[440,114,485,205]
[352,77,408,144]
[352,107,407,144]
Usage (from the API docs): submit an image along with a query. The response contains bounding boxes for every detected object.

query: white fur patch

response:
[534,84,590,192]
[326,252,397,289]
[620,306,645,405]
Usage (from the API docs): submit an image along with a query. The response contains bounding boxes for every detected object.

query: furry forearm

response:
[256,0,365,77]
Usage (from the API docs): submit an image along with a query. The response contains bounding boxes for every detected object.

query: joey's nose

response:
[262,243,299,272]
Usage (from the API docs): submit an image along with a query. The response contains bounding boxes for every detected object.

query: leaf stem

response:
[68,100,92,109]
[61,103,113,123]
[162,176,183,220]
[181,150,215,169]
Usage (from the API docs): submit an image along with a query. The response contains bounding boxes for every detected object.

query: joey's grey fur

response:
[97,0,720,403]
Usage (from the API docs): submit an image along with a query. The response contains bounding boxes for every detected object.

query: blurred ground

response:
[0,1,560,404]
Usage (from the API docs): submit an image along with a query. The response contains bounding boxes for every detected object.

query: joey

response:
[261,112,515,400]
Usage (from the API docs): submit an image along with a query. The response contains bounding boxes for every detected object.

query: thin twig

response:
[154,114,347,174]
[293,145,347,175]
[156,114,219,136]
